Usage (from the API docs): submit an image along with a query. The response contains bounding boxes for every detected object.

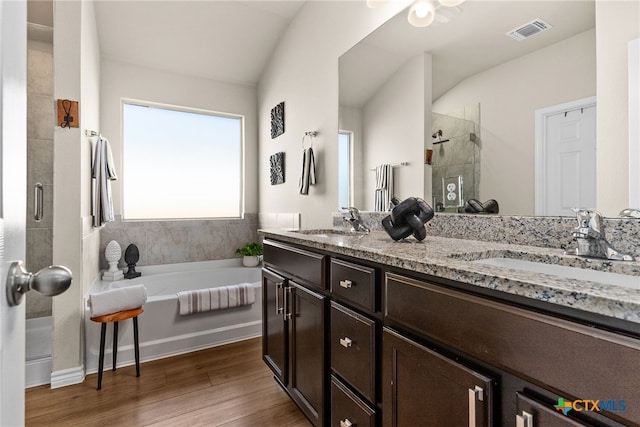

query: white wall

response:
[433,29,596,216]
[362,53,431,209]
[257,1,411,228]
[52,0,101,383]
[596,0,640,217]
[100,58,259,216]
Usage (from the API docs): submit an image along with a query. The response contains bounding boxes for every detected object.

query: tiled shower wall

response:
[99,214,259,270]
[26,39,54,319]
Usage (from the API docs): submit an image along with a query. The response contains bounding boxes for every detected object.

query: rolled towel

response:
[89,284,147,318]
[177,283,256,315]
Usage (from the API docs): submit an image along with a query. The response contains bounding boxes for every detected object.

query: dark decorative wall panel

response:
[270,152,285,185]
[271,102,285,139]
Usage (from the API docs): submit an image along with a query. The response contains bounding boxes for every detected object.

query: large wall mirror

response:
[339,0,598,216]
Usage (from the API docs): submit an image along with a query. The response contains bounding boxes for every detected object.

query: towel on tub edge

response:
[177,283,256,315]
[88,284,147,318]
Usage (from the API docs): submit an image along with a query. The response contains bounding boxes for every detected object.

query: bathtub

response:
[84,259,262,374]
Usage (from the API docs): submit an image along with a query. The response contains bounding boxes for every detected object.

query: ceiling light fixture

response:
[408,0,436,27]
[407,0,465,28]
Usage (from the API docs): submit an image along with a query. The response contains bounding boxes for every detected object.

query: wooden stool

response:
[90,307,143,390]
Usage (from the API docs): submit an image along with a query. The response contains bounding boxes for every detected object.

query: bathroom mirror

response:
[339,0,597,216]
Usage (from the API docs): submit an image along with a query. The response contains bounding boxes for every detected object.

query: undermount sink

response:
[293,228,367,238]
[473,257,640,290]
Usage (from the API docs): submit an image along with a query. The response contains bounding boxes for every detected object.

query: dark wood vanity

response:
[261,236,640,427]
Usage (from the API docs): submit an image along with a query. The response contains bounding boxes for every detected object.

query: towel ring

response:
[302,131,318,149]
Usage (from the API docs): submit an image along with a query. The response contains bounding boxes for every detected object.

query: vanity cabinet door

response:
[262,268,287,385]
[289,281,326,427]
[382,327,494,427]
[515,393,626,427]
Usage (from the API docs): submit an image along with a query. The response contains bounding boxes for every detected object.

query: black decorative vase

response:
[124,243,142,279]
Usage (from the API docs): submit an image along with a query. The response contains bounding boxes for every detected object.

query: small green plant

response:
[236,242,263,257]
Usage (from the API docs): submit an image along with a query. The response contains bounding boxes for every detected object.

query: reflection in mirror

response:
[339,0,596,216]
[338,131,353,209]
[431,104,480,212]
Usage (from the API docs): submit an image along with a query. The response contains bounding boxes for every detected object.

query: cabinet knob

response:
[339,279,353,289]
[340,419,354,427]
[516,410,533,427]
[339,337,353,348]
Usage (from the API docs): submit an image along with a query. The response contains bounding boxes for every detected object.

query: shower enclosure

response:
[431,104,481,212]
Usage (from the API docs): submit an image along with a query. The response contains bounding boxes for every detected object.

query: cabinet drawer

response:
[330,258,376,312]
[331,376,376,427]
[515,392,626,427]
[263,240,326,290]
[385,272,640,425]
[331,302,376,402]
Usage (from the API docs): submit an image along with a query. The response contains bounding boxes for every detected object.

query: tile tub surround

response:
[99,214,259,270]
[333,211,640,257]
[260,227,640,327]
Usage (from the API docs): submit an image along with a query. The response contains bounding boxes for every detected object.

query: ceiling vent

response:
[506,19,552,41]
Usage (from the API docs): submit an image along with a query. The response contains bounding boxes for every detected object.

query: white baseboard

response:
[85,320,262,374]
[26,357,52,388]
[50,366,85,389]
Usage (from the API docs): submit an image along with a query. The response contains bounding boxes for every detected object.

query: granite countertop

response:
[260,228,640,326]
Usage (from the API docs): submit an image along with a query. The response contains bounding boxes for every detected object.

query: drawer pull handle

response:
[468,386,484,427]
[339,337,353,348]
[339,279,353,289]
[275,282,284,315]
[284,287,293,320]
[340,419,354,427]
[516,411,533,427]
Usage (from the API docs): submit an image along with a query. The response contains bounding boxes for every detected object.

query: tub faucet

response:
[565,208,634,261]
[341,207,370,233]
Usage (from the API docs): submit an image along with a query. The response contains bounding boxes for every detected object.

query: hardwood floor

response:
[26,338,311,427]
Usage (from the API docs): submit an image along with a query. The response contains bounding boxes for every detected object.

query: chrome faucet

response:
[565,208,634,261]
[341,207,370,233]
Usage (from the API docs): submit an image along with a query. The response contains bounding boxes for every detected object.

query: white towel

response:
[177,284,256,315]
[89,284,147,317]
[374,164,393,211]
[91,136,118,227]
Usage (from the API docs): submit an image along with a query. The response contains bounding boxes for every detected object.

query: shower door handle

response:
[34,183,43,222]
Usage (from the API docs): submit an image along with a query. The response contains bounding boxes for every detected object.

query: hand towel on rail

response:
[299,147,316,195]
[374,164,393,211]
[91,136,118,228]
[88,284,147,318]
[177,283,256,315]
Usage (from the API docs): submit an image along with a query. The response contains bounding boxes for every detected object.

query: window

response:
[338,131,352,208]
[122,101,243,220]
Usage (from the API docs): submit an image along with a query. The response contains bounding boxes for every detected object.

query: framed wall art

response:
[271,102,285,139]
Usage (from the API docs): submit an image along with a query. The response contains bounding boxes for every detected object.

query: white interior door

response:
[1,1,28,425]
[535,97,597,216]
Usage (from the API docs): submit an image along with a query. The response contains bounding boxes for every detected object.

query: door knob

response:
[6,261,72,306]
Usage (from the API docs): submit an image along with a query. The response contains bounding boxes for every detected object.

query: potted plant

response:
[236,242,263,267]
